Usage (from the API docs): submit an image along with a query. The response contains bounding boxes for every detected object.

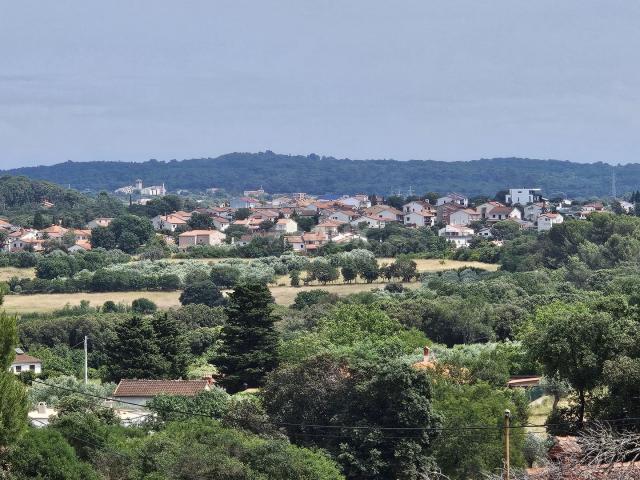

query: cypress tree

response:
[150,313,189,379]
[103,316,168,382]
[214,283,278,393]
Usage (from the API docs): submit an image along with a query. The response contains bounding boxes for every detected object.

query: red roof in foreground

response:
[12,354,42,364]
[113,379,211,397]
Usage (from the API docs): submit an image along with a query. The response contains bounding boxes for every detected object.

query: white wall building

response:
[505,189,542,205]
[537,213,564,232]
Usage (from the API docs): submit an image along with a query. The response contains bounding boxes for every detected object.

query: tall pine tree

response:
[215,283,278,393]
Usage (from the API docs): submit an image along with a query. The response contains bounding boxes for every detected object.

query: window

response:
[29,365,36,371]
[15,365,22,373]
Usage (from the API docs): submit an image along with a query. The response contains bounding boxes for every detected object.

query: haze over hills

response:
[1,152,630,198]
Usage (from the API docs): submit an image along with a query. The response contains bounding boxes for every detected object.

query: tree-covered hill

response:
[1,152,629,197]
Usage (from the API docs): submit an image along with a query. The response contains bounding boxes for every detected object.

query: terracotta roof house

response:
[178,230,226,250]
[438,224,475,248]
[486,206,522,223]
[363,205,403,222]
[40,224,68,239]
[402,200,434,214]
[10,350,42,375]
[112,379,212,408]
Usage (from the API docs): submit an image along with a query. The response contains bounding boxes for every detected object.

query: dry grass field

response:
[0,258,498,314]
[0,267,36,281]
[377,258,499,272]
[2,291,182,315]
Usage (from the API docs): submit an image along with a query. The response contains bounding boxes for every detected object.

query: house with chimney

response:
[10,349,42,375]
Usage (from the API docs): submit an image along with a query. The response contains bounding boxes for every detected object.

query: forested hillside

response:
[2,152,630,197]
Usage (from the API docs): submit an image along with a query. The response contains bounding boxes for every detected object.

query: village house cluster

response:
[0,185,620,254]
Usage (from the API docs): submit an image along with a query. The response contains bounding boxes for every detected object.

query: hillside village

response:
[1,183,627,255]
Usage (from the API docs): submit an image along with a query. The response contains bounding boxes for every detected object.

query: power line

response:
[32,379,640,434]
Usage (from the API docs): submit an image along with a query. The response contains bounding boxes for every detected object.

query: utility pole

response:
[83,336,88,385]
[503,409,511,480]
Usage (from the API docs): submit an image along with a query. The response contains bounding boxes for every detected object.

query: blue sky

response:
[1,1,639,167]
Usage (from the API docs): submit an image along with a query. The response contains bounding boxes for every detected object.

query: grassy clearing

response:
[1,257,498,314]
[2,291,182,315]
[377,258,499,272]
[0,267,36,281]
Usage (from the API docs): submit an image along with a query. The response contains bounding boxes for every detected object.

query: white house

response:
[10,349,42,375]
[230,197,257,209]
[619,201,634,214]
[338,195,371,209]
[211,216,230,231]
[476,227,494,239]
[475,201,503,219]
[436,193,468,207]
[524,203,545,222]
[274,218,298,234]
[152,212,191,232]
[362,205,403,222]
[402,201,433,214]
[505,189,542,205]
[177,230,226,250]
[438,224,475,248]
[537,213,564,232]
[449,208,481,226]
[352,216,387,229]
[112,379,212,409]
[487,206,522,223]
[326,209,357,223]
[404,211,435,227]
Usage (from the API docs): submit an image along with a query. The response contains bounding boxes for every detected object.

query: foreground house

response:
[284,231,329,252]
[10,349,42,375]
[362,205,403,222]
[178,230,226,250]
[112,379,212,408]
[402,200,434,214]
[152,212,192,232]
[438,224,474,248]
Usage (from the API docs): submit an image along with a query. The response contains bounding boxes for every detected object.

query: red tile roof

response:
[13,354,42,364]
[113,379,211,397]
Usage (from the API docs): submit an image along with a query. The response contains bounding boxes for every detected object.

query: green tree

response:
[263,355,439,479]
[187,212,215,230]
[8,428,99,480]
[214,283,279,393]
[289,269,300,287]
[131,297,157,314]
[32,211,48,229]
[210,264,241,288]
[0,312,28,449]
[360,259,380,283]
[180,280,226,307]
[523,302,635,426]
[309,260,339,285]
[150,313,189,379]
[117,231,141,253]
[102,316,168,382]
[89,226,116,249]
[233,208,252,220]
[341,262,357,283]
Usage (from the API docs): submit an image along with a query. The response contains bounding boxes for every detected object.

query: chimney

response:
[37,402,47,415]
[423,346,431,362]
[201,375,213,385]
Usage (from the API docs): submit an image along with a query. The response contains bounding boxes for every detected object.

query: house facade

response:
[10,350,42,375]
[449,208,481,226]
[505,188,542,205]
[537,213,564,232]
[438,224,475,248]
[112,379,212,409]
[178,230,226,250]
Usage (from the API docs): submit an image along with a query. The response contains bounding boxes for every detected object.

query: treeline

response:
[3,152,633,197]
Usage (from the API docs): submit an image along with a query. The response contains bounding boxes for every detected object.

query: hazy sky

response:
[1,1,639,168]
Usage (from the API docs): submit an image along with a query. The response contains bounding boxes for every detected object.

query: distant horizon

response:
[1,151,629,171]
